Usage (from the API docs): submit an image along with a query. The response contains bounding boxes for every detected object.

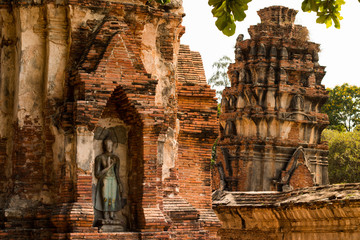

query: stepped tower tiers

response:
[214,6,329,192]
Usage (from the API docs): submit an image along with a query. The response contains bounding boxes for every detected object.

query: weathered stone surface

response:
[0,1,219,239]
[213,184,360,240]
[211,6,360,240]
[213,6,329,192]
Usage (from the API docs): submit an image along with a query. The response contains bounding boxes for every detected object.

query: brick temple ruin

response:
[2,1,360,240]
[0,0,220,239]
[213,6,329,192]
[212,6,360,240]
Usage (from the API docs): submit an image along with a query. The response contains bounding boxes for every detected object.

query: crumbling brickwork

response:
[0,1,219,239]
[213,184,360,240]
[213,6,329,192]
[211,6,360,240]
[176,45,221,238]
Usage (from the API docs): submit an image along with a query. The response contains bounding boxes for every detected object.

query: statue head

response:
[104,138,114,153]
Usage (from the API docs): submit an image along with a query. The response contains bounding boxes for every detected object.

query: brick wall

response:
[213,6,329,192]
[176,45,220,239]
[0,2,220,239]
[213,184,360,240]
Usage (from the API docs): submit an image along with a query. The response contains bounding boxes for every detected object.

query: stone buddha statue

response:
[94,138,123,220]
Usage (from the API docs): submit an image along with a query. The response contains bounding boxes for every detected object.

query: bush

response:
[322,129,360,183]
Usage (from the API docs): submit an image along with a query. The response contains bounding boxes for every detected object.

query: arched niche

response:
[91,88,144,232]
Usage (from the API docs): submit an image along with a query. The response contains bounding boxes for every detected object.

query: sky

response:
[181,0,360,89]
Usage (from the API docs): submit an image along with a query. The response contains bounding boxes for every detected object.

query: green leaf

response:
[310,0,319,12]
[301,0,309,11]
[332,15,340,29]
[212,1,227,17]
[325,15,332,28]
[232,7,246,21]
[215,14,229,31]
[336,0,346,5]
[156,0,170,4]
[230,0,247,21]
[316,14,327,23]
[222,21,236,36]
[305,1,312,12]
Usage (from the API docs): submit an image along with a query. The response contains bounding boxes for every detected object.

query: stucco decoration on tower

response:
[213,6,329,192]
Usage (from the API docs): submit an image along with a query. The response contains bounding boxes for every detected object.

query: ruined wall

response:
[213,184,360,240]
[0,0,219,239]
[214,6,329,192]
[176,45,221,238]
[210,6,360,240]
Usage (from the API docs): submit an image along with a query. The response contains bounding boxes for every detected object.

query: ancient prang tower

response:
[215,6,329,192]
[213,6,360,240]
[0,0,220,239]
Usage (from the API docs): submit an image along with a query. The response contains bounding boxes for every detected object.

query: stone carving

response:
[235,35,243,61]
[280,47,288,60]
[235,46,243,61]
[308,72,316,86]
[290,94,304,111]
[249,45,256,59]
[221,97,229,111]
[267,66,275,84]
[94,138,125,231]
[229,95,237,110]
[281,112,316,121]
[257,43,266,57]
[279,68,288,84]
[236,94,245,109]
[257,66,266,84]
[215,6,329,192]
[300,73,309,87]
[270,46,277,59]
[305,54,312,63]
[239,68,246,83]
[236,34,244,42]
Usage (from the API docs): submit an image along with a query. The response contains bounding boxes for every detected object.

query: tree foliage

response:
[302,0,345,28]
[322,129,360,183]
[155,0,351,36]
[207,0,347,36]
[208,0,251,36]
[153,0,171,4]
[322,84,360,132]
[208,56,232,101]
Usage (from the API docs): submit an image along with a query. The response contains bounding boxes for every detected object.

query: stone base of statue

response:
[97,219,126,233]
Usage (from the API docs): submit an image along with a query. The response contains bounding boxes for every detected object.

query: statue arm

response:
[95,156,114,179]
[115,156,123,194]
[94,156,102,179]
